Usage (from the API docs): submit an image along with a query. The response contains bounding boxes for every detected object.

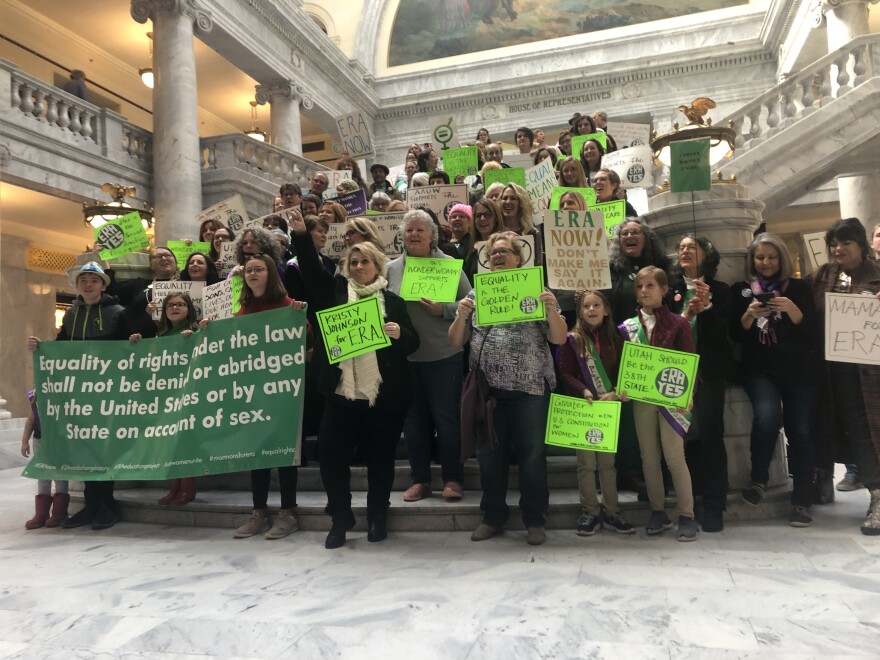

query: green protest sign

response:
[474,266,546,327]
[316,296,391,364]
[545,394,621,453]
[484,167,526,190]
[572,132,607,162]
[443,146,479,180]
[231,274,243,315]
[616,342,700,409]
[593,200,626,239]
[167,240,211,266]
[399,257,464,302]
[549,187,597,209]
[670,137,711,193]
[95,212,150,260]
[24,307,307,481]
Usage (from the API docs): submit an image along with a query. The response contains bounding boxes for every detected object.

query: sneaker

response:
[861,489,880,536]
[90,505,119,530]
[836,473,863,492]
[403,483,431,502]
[677,516,699,542]
[741,482,765,506]
[61,506,96,529]
[234,509,269,538]
[789,505,813,528]
[526,526,546,546]
[602,512,636,535]
[471,523,503,542]
[264,509,298,540]
[646,510,673,536]
[442,481,463,501]
[576,513,600,536]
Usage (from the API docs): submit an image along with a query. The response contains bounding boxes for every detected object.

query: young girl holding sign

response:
[130,292,200,506]
[618,266,698,541]
[556,290,635,536]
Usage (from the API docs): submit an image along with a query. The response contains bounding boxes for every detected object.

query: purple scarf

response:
[750,277,788,345]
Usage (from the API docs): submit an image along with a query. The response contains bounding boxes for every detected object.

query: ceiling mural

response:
[388,0,748,66]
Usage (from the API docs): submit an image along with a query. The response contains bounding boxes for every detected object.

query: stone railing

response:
[723,34,880,151]
[200,134,328,188]
[122,124,153,166]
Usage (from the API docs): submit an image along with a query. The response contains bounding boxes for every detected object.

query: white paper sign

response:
[526,158,557,218]
[203,279,235,321]
[601,145,654,189]
[543,209,612,290]
[405,184,469,222]
[218,241,238,277]
[503,153,534,170]
[335,111,374,158]
[475,235,536,273]
[824,292,880,365]
[151,281,205,321]
[803,232,829,272]
[321,214,406,260]
[626,188,650,216]
[196,195,253,234]
[330,170,352,189]
[606,122,652,148]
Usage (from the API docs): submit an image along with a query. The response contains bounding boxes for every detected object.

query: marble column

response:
[814,0,880,235]
[131,0,212,244]
[255,82,313,156]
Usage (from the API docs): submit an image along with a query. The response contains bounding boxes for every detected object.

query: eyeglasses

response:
[474,212,491,219]
[619,230,643,238]
[165,302,188,309]
[489,247,513,257]
[150,253,174,261]
[244,267,268,275]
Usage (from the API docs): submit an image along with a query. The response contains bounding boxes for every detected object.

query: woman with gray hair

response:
[730,233,820,528]
[387,210,471,502]
[369,192,392,213]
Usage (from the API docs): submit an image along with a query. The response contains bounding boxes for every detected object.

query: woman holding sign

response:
[592,168,638,218]
[809,218,880,535]
[180,252,220,287]
[291,217,419,549]
[449,233,568,546]
[731,233,819,527]
[579,139,605,186]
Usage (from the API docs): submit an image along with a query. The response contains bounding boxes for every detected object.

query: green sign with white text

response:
[95,211,150,261]
[24,307,307,481]
[545,394,620,452]
[670,138,711,193]
[399,257,463,302]
[616,342,700,409]
[474,266,546,327]
[315,296,391,364]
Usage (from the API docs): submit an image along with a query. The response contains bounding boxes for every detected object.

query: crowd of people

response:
[21,111,880,549]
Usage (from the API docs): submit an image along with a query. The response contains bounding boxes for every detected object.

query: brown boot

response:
[158,479,181,505]
[45,493,70,528]
[169,478,195,506]
[25,495,52,529]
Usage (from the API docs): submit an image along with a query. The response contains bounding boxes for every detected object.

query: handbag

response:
[459,326,496,461]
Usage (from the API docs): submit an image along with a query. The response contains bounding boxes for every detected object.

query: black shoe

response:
[91,505,119,530]
[61,506,95,529]
[325,518,355,550]
[367,519,387,543]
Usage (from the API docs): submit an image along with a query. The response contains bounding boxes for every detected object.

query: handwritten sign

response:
[328,214,406,259]
[600,145,654,189]
[526,158,557,217]
[474,266,546,327]
[217,241,238,277]
[606,122,651,148]
[203,279,234,320]
[443,146,479,181]
[545,394,621,452]
[544,209,611,290]
[803,232,829,272]
[824,293,880,365]
[167,241,211,267]
[196,195,254,233]
[475,235,535,273]
[316,296,390,364]
[616,342,700,409]
[152,281,205,321]
[336,188,368,217]
[483,168,526,190]
[94,212,150,261]
[399,257,464,302]
[335,111,374,158]
[330,170,352,191]
[549,187,597,210]
[406,184,469,222]
[670,138,710,193]
[593,200,626,240]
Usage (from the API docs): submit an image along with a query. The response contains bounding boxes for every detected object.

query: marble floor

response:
[0,467,878,659]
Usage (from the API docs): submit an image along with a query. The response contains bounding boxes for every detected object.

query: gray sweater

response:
[386,248,470,363]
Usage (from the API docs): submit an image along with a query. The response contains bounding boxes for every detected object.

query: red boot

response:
[158,479,181,505]
[169,478,195,506]
[45,493,70,528]
[25,494,52,529]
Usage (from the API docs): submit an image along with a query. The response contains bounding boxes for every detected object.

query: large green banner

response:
[474,266,546,327]
[545,394,621,452]
[616,342,700,409]
[24,307,307,481]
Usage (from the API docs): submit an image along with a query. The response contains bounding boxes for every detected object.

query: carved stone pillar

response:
[132,0,212,244]
[255,82,313,156]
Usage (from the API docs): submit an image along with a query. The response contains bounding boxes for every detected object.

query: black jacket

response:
[57,294,126,341]
[670,276,732,383]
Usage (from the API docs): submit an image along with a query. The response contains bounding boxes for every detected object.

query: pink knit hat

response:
[449,203,472,219]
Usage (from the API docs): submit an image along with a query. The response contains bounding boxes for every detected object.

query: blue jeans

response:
[404,355,465,485]
[476,387,549,528]
[744,377,816,507]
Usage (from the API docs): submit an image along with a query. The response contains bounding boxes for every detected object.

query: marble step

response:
[78,483,793,533]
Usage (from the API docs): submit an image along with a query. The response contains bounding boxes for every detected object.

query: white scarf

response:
[337,275,387,405]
